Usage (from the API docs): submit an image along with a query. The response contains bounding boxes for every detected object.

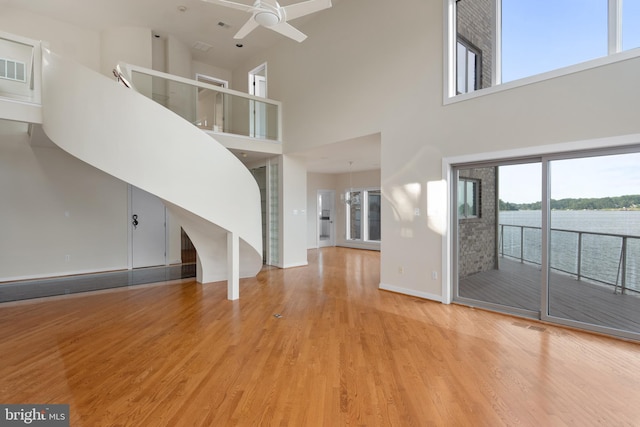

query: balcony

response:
[117,63,283,157]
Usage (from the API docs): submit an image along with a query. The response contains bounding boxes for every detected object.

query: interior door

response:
[249,65,267,138]
[131,186,166,268]
[318,190,335,247]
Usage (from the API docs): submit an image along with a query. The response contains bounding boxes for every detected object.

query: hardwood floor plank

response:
[0,248,639,426]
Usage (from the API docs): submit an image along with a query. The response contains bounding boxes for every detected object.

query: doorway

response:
[130,186,167,268]
[317,190,335,247]
[196,74,227,132]
[452,148,640,340]
[248,63,267,138]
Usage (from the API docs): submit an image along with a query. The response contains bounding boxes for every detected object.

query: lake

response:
[499,210,640,292]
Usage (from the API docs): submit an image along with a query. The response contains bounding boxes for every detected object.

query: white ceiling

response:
[3,0,334,70]
[4,0,378,175]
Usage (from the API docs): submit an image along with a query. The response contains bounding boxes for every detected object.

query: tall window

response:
[346,189,381,242]
[450,0,640,96]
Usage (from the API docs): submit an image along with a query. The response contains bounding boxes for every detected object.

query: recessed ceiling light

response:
[177,5,187,12]
[236,43,244,48]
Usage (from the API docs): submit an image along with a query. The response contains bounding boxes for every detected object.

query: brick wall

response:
[457,0,494,90]
[458,167,497,277]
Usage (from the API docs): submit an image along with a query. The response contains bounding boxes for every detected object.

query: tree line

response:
[499,195,640,211]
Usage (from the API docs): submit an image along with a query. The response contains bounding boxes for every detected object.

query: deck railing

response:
[116,63,282,142]
[499,224,640,295]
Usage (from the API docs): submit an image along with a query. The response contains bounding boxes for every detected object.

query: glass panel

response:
[623,0,640,51]
[349,191,362,240]
[466,50,476,92]
[268,163,279,265]
[456,42,467,93]
[130,69,279,140]
[501,0,608,82]
[458,163,541,313]
[466,180,476,216]
[0,37,34,101]
[457,179,466,216]
[548,152,640,335]
[368,190,381,241]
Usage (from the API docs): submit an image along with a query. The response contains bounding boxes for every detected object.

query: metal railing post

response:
[577,232,583,281]
[520,226,524,263]
[621,236,627,295]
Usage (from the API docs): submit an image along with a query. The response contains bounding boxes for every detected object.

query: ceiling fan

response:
[202,0,332,43]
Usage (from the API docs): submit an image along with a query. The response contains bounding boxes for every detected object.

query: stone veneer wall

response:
[456,0,494,90]
[458,167,497,278]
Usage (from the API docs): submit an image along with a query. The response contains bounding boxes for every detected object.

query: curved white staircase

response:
[40,48,263,298]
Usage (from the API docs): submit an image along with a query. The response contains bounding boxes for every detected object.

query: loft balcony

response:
[117,62,282,158]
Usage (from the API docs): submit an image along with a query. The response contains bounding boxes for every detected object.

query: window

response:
[0,58,26,82]
[449,0,640,97]
[457,37,482,94]
[458,178,480,219]
[346,189,381,242]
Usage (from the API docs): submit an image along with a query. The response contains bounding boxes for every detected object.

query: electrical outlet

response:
[432,271,438,280]
[398,266,404,274]
[65,254,71,262]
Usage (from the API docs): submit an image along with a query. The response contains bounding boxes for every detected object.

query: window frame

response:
[444,0,638,104]
[345,187,382,243]
[458,177,480,219]
[456,35,482,94]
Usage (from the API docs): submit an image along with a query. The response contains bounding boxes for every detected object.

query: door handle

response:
[132,214,139,229]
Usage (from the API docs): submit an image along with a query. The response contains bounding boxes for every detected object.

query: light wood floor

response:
[1,248,639,426]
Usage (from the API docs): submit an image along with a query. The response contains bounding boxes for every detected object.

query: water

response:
[499,210,640,292]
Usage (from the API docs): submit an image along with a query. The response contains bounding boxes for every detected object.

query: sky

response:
[499,153,640,204]
[496,1,640,204]
[502,0,640,82]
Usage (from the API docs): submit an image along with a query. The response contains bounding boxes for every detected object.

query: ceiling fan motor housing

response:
[254,10,281,27]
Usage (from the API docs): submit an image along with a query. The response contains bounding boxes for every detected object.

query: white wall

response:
[234,0,640,300]
[0,121,128,280]
[280,155,308,268]
[193,60,232,85]
[0,6,100,71]
[100,27,152,78]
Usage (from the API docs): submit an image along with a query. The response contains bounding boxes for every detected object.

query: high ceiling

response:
[3,0,379,174]
[2,0,336,70]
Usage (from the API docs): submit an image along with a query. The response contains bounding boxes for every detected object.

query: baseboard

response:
[281,262,309,269]
[378,283,444,303]
[0,266,128,283]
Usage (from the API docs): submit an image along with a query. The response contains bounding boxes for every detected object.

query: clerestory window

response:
[449,0,640,98]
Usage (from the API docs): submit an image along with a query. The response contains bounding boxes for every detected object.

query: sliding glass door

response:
[454,147,640,340]
[545,151,640,336]
[455,162,541,315]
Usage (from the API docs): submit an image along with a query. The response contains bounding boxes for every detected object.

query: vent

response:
[0,58,26,82]
[192,41,213,52]
[217,21,231,29]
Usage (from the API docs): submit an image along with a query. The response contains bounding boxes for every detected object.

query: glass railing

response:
[117,63,281,141]
[499,224,640,295]
[0,32,41,104]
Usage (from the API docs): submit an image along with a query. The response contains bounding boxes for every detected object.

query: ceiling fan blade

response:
[270,22,307,42]
[200,0,253,13]
[234,17,260,39]
[282,0,332,21]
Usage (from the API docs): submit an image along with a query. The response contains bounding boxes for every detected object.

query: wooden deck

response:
[459,257,640,333]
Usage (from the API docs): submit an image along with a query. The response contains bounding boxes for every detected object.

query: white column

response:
[227,231,239,300]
